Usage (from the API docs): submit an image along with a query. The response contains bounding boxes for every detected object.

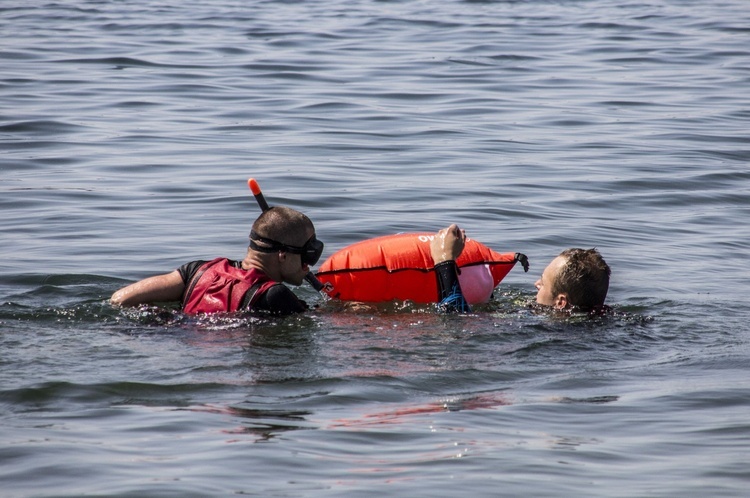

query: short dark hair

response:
[251,206,314,247]
[552,248,611,310]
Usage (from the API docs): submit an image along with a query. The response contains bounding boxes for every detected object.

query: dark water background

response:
[2,0,749,496]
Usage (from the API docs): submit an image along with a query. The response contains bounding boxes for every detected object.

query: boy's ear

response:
[554,294,569,309]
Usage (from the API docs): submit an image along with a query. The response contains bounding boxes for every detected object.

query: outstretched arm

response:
[110,270,185,307]
[431,224,471,313]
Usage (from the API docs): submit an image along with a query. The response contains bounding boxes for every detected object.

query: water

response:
[2,0,749,495]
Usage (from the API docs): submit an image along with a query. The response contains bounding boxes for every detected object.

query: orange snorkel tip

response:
[247,178,270,212]
[248,178,262,196]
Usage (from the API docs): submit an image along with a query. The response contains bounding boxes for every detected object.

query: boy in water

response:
[433,229,611,313]
[534,248,611,312]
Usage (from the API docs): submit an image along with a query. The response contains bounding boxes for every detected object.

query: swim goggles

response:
[249,230,324,266]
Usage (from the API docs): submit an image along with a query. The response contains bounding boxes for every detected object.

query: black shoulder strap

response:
[181,258,223,306]
[239,280,270,309]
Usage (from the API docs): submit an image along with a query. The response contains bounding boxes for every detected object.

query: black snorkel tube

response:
[247,178,327,293]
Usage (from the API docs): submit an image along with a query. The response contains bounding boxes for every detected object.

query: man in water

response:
[111,207,469,315]
[111,206,322,315]
[534,248,611,312]
[433,231,610,313]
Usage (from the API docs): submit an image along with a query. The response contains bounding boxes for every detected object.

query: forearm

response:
[111,271,185,307]
[434,260,471,313]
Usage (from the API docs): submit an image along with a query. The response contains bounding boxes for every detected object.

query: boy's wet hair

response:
[552,248,611,311]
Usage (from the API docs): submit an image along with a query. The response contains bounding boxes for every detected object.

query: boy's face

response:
[535,255,567,307]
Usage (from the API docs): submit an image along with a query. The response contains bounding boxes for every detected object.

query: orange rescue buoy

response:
[316,233,521,304]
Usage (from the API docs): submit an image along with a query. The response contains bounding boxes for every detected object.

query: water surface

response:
[2,0,749,496]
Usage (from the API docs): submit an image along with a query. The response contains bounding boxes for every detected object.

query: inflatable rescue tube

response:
[316,233,519,304]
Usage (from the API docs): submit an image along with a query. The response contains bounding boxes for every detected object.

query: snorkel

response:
[247,178,327,292]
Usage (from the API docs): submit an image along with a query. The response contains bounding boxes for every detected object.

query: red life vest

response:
[182,258,276,315]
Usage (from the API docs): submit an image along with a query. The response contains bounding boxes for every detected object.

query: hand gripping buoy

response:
[316,233,527,304]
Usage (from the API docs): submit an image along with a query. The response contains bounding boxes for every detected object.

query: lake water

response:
[2,0,749,496]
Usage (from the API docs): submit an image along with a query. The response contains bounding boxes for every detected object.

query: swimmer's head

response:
[535,248,610,311]
[248,206,319,286]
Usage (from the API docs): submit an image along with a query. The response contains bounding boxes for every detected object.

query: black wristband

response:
[434,260,461,301]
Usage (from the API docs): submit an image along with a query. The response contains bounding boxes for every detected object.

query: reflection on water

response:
[330,392,512,429]
[188,403,314,442]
